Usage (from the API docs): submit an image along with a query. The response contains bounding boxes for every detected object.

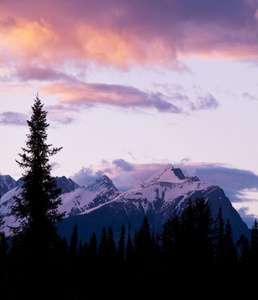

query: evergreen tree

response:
[106,226,116,260]
[134,216,152,264]
[87,232,98,283]
[136,216,151,251]
[180,198,214,266]
[237,234,250,265]
[118,224,126,263]
[12,96,64,257]
[251,219,258,265]
[126,223,133,264]
[69,223,78,259]
[88,232,97,260]
[224,219,237,265]
[214,207,225,264]
[161,212,181,259]
[0,232,8,260]
[181,199,196,256]
[77,239,84,261]
[98,226,107,260]
[194,198,213,242]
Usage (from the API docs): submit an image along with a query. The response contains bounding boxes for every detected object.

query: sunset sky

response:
[1,0,258,225]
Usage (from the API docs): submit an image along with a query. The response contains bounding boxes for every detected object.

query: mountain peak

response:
[144,164,186,185]
[86,175,118,192]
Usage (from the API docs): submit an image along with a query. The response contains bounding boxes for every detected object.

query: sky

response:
[0,0,258,226]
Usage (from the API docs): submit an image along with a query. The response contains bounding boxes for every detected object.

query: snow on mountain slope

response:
[0,174,120,235]
[0,175,17,197]
[59,175,120,217]
[144,164,186,185]
[72,164,249,241]
[0,164,250,241]
[0,186,23,234]
[85,164,209,214]
[0,176,84,235]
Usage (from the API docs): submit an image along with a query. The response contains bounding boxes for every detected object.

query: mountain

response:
[59,164,249,242]
[58,175,120,217]
[54,176,80,194]
[0,186,23,234]
[0,176,80,235]
[0,164,250,241]
[0,175,17,197]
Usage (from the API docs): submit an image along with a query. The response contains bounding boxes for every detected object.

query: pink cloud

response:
[41,80,219,113]
[42,81,182,113]
[0,0,257,77]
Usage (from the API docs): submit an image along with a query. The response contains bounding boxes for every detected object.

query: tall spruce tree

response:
[251,219,258,265]
[12,96,64,257]
[69,223,78,259]
[214,207,225,264]
[224,219,237,265]
[107,226,116,261]
[126,223,133,264]
[118,224,126,263]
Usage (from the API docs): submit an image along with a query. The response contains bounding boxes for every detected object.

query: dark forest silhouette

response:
[0,97,257,299]
[1,199,258,298]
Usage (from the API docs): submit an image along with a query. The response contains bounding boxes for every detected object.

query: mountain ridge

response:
[0,165,250,241]
[59,164,249,242]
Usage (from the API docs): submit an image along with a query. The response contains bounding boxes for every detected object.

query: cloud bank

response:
[1,0,257,71]
[1,0,253,113]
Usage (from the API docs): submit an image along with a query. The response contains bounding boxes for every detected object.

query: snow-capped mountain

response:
[0,176,81,234]
[0,186,23,234]
[55,176,80,194]
[59,175,120,217]
[0,164,250,242]
[59,164,249,242]
[0,175,17,197]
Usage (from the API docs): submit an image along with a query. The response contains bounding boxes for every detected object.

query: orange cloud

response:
[0,0,257,79]
[0,14,176,73]
[0,17,58,63]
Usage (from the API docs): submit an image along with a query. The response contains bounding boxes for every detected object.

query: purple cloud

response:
[180,163,258,202]
[14,64,82,83]
[73,159,258,203]
[71,167,105,187]
[191,94,219,111]
[44,81,220,114]
[1,0,257,82]
[0,112,28,126]
[242,92,258,101]
[113,159,135,172]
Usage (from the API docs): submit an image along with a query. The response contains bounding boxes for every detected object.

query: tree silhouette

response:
[69,223,78,259]
[214,206,225,264]
[12,96,64,257]
[251,219,258,265]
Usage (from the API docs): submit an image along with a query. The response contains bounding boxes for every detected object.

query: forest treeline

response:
[0,198,258,299]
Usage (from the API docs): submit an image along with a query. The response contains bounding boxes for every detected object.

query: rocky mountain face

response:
[58,175,120,217]
[0,175,17,197]
[0,165,250,242]
[59,164,249,242]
